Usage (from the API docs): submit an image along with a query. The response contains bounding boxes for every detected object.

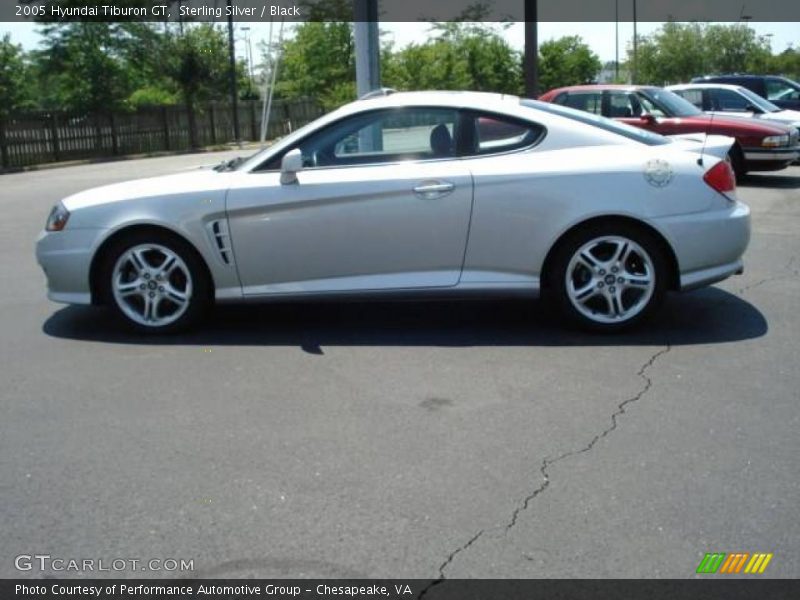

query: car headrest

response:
[430,124,452,157]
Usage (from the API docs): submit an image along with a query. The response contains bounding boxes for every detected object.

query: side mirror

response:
[280,148,303,185]
[745,104,759,113]
[640,113,657,124]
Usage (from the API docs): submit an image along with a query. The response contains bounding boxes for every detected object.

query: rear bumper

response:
[680,259,744,291]
[652,200,750,292]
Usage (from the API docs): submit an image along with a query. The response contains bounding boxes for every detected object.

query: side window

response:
[766,79,800,101]
[674,89,703,109]
[709,89,750,112]
[292,108,458,168]
[606,92,638,118]
[560,92,603,115]
[469,113,544,155]
[636,94,666,117]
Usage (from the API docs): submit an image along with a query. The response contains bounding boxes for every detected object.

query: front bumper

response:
[36,228,107,305]
[742,145,800,170]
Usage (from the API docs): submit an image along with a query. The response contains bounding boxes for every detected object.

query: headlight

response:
[761,134,789,148]
[45,202,70,232]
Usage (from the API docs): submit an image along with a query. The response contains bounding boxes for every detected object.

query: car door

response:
[707,88,757,118]
[225,107,474,295]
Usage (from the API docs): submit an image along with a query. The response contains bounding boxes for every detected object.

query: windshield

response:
[640,89,702,117]
[236,113,343,172]
[522,99,669,146]
[737,87,782,113]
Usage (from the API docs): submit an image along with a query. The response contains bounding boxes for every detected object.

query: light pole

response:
[354,0,381,98]
[524,0,538,98]
[615,0,619,82]
[239,26,254,97]
[226,0,240,144]
[632,0,638,84]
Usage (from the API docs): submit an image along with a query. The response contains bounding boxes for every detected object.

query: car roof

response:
[351,90,521,111]
[693,74,788,81]
[668,83,745,91]
[542,84,659,95]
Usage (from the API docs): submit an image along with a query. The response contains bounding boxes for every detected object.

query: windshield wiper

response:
[214,156,246,172]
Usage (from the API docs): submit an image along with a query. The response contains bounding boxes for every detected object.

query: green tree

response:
[274,22,355,110]
[632,22,705,85]
[0,34,33,117]
[630,23,774,85]
[384,22,521,95]
[770,47,800,80]
[538,36,601,92]
[703,24,772,74]
[162,24,232,148]
[34,23,135,112]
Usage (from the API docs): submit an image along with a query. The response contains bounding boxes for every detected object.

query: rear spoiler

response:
[667,133,735,162]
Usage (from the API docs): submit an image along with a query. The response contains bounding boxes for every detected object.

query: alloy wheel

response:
[565,236,656,324]
[111,244,193,327]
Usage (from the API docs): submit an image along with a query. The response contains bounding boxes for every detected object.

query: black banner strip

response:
[4,0,800,23]
[3,579,800,600]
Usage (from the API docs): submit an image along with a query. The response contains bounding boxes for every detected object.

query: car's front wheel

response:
[100,232,210,333]
[548,223,668,332]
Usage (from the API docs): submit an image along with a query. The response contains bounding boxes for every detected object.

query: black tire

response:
[728,144,747,182]
[98,230,211,334]
[546,222,668,332]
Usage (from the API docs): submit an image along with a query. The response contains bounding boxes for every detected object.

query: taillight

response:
[703,160,736,194]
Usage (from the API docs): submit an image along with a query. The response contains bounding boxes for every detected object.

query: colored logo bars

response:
[696,552,774,574]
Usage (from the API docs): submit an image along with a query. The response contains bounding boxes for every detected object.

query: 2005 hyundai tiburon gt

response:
[36,91,750,333]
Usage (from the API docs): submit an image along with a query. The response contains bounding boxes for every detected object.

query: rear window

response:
[558,91,603,115]
[522,98,669,146]
[673,88,703,109]
[469,114,545,155]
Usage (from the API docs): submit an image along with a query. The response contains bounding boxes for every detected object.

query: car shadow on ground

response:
[43,287,766,352]
[740,172,800,189]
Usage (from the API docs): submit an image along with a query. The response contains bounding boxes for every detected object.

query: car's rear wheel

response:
[548,223,667,332]
[100,232,210,333]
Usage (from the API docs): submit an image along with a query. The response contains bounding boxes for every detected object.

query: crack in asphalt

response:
[736,255,797,296]
[418,345,671,597]
[418,251,797,596]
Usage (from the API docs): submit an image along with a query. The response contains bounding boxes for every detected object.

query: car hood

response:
[61,169,232,211]
[685,113,792,134]
[760,109,800,126]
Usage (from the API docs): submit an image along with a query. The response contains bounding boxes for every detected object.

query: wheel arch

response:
[89,224,215,305]
[539,215,680,292]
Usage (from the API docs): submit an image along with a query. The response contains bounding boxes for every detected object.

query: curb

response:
[0,142,268,175]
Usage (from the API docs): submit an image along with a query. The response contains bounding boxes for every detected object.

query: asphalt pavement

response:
[0,153,798,580]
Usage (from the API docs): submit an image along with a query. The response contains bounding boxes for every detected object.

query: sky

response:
[1,20,797,68]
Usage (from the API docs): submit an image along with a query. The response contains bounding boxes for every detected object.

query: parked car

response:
[37,91,750,333]
[667,83,800,133]
[692,75,800,111]
[539,85,799,178]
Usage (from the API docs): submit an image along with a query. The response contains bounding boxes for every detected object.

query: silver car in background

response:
[668,83,800,133]
[36,91,750,333]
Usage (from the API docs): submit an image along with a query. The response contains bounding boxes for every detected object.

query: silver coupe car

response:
[36,91,750,333]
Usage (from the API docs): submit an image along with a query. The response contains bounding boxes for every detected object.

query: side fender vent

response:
[208,219,233,266]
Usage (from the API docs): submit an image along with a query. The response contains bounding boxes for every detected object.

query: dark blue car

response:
[692,75,800,111]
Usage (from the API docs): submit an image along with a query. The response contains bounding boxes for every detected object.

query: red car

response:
[539,85,799,178]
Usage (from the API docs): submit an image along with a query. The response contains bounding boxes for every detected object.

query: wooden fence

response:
[0,98,324,169]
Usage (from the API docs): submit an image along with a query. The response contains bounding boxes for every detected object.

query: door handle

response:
[413,181,455,199]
